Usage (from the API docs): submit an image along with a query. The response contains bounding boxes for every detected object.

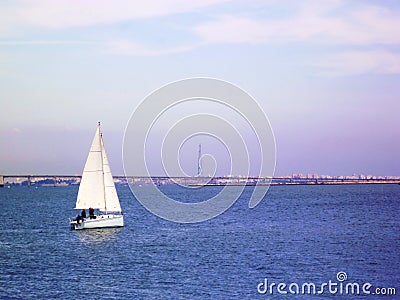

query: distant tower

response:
[197,144,202,176]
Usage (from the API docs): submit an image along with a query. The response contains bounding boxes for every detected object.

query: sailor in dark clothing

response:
[81,209,86,219]
[89,207,95,219]
[76,215,82,224]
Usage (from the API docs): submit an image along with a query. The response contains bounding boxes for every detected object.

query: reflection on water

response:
[74,227,122,244]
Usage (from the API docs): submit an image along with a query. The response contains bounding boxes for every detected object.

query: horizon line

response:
[2,174,400,179]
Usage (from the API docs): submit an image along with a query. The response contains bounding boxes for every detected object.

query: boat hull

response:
[70,214,124,230]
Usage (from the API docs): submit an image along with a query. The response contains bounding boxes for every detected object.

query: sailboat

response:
[70,122,124,230]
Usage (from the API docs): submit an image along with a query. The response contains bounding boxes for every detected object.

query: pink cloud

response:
[193,3,400,45]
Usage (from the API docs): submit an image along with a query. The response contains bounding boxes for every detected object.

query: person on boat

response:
[89,207,95,219]
[81,209,86,219]
[76,214,82,224]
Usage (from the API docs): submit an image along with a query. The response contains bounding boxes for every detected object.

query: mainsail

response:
[101,136,121,212]
[75,124,121,212]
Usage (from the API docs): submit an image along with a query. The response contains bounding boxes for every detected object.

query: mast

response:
[99,122,107,213]
[197,144,202,176]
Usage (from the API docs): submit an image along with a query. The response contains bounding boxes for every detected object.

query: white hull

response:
[70,214,124,230]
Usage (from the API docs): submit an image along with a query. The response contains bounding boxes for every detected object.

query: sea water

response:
[0,184,399,299]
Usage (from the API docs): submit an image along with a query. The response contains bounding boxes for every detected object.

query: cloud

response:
[2,1,400,48]
[12,128,22,134]
[318,50,400,76]
[0,0,225,53]
[0,0,228,33]
[107,1,400,56]
[190,1,400,75]
[0,40,91,45]
[193,3,400,46]
[105,39,200,56]
[1,0,400,74]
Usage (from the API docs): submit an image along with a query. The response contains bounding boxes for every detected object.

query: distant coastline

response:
[1,174,399,187]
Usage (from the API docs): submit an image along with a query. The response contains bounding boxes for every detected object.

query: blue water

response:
[0,184,399,299]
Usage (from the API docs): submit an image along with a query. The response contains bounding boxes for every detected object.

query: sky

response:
[0,0,399,176]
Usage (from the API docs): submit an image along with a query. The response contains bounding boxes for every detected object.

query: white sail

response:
[75,126,106,210]
[100,136,122,212]
[71,123,124,230]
